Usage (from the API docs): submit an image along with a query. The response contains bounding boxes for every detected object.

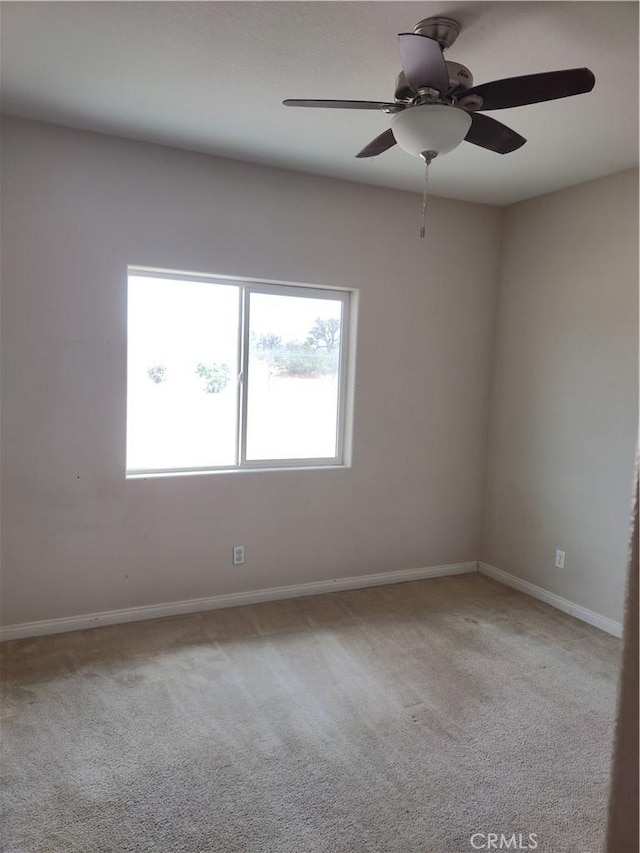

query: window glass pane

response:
[127,276,239,471]
[246,292,343,461]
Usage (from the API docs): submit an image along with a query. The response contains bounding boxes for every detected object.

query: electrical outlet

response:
[233,545,245,566]
[555,549,566,569]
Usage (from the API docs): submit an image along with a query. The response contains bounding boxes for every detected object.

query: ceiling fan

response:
[283,16,596,164]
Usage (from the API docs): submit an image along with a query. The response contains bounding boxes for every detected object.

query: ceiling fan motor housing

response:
[396,62,473,104]
[445,62,473,93]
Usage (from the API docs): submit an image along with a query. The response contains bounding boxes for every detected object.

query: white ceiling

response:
[1,1,638,205]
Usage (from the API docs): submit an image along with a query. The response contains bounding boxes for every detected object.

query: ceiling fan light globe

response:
[391,104,471,158]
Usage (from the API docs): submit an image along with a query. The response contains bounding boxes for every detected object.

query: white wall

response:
[481,169,639,622]
[1,118,502,626]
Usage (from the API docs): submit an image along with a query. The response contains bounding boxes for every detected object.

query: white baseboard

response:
[0,561,477,642]
[478,561,622,638]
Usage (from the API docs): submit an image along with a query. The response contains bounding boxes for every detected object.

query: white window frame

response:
[126,267,355,477]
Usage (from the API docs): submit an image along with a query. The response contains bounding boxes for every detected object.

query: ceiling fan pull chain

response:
[419,150,436,239]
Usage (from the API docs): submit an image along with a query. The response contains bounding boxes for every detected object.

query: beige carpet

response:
[1,575,620,853]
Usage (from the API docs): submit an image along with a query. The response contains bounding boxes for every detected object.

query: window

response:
[126,268,353,475]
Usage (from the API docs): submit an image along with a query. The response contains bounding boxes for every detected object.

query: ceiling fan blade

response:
[356,129,397,159]
[283,99,403,112]
[464,112,526,154]
[465,68,595,111]
[397,33,450,95]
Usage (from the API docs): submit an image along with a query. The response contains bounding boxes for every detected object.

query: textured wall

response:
[481,169,639,622]
[1,117,501,625]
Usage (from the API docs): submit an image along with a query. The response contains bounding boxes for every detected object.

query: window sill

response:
[126,463,350,480]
